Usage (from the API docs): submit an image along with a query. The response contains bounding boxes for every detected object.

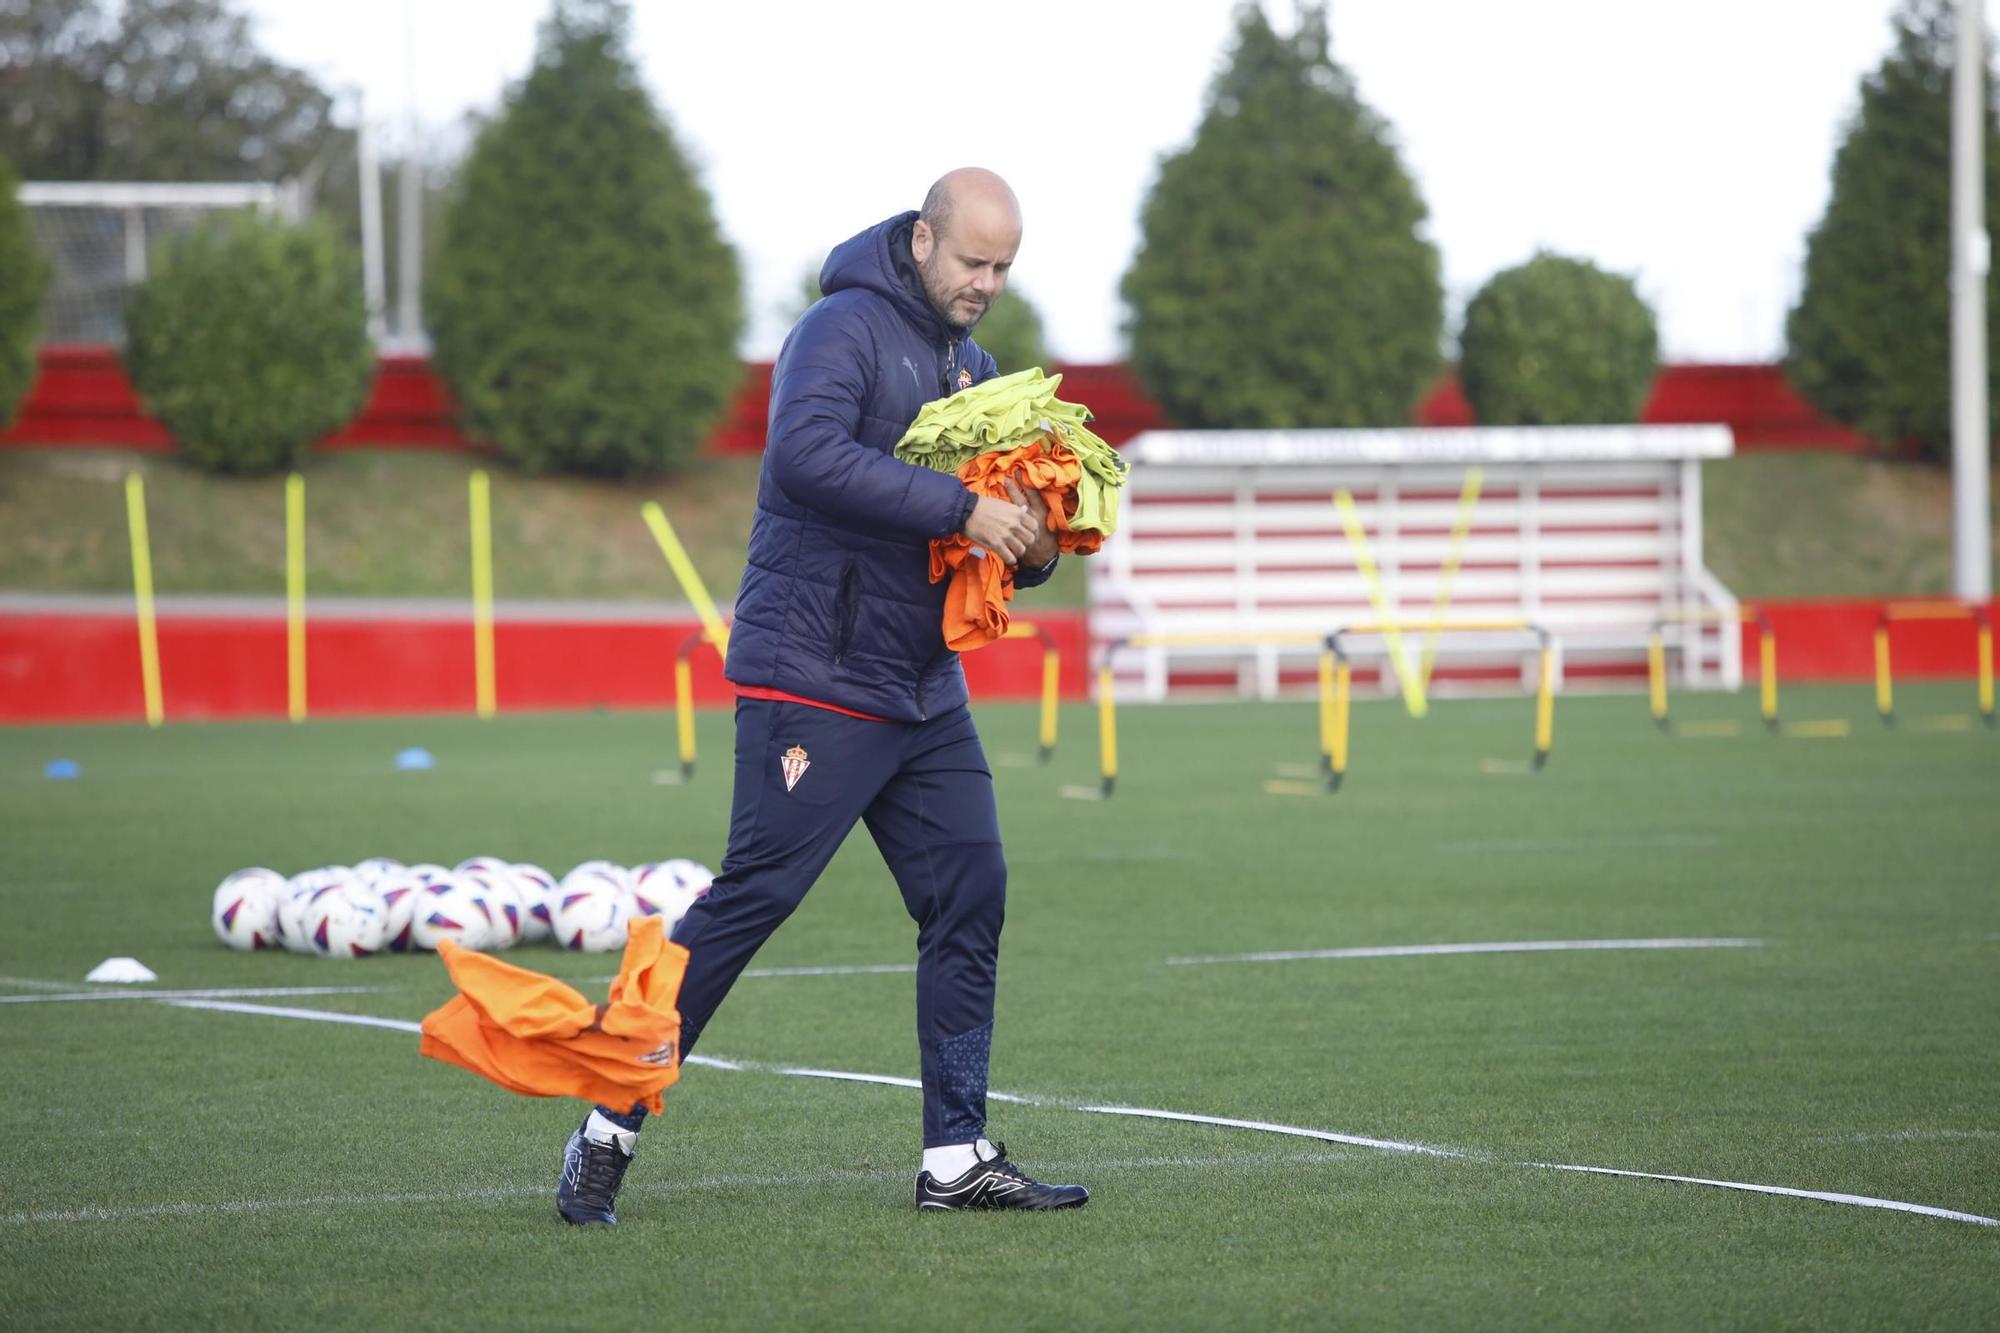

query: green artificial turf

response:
[0,687,1996,1329]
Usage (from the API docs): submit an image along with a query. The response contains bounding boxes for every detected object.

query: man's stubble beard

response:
[920,249,986,335]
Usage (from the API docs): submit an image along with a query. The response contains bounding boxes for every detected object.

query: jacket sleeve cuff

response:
[1013,552,1059,589]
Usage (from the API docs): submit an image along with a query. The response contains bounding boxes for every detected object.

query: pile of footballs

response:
[209,857,714,958]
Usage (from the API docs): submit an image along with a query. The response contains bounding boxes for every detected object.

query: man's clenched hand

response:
[1004,477,1059,568]
[964,494,1039,566]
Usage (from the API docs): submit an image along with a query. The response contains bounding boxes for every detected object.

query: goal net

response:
[17,181,302,344]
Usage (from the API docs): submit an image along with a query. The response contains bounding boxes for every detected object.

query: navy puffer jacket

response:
[724,210,1053,722]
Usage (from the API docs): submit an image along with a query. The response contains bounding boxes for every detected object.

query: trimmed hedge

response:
[0,156,48,428]
[123,212,373,474]
[425,0,742,476]
[1458,252,1659,426]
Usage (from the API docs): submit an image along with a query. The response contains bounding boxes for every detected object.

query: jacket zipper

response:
[941,339,959,395]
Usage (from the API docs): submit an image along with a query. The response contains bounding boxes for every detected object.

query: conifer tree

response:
[426,0,742,475]
[1120,3,1443,427]
[1787,0,2000,460]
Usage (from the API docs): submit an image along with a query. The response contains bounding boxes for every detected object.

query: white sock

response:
[584,1110,639,1156]
[922,1137,997,1181]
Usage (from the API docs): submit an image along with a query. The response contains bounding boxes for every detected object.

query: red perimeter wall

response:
[0,347,1870,455]
[1,600,1990,725]
[0,609,1091,724]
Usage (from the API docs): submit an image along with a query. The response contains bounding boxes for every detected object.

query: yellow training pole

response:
[1097,662,1118,797]
[1874,625,1894,722]
[675,655,697,776]
[1534,645,1555,766]
[1329,659,1352,788]
[1334,489,1424,718]
[1317,646,1335,771]
[642,502,730,652]
[124,473,165,728]
[1647,633,1668,728]
[1039,647,1060,761]
[285,472,307,723]
[1419,467,1483,697]
[1759,623,1779,728]
[1978,621,1994,722]
[469,470,497,719]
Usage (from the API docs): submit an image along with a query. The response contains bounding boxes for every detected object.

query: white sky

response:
[245,0,1908,363]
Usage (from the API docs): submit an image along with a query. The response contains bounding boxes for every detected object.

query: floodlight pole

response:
[356,93,388,345]
[1953,0,1992,600]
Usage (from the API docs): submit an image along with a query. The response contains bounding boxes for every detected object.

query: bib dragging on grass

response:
[419,915,689,1115]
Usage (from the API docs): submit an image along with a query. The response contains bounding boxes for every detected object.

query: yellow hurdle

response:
[1326,620,1551,790]
[1648,608,1778,735]
[123,473,164,728]
[285,473,306,724]
[1001,621,1062,762]
[469,470,497,720]
[1875,602,1995,727]
[1092,632,1332,796]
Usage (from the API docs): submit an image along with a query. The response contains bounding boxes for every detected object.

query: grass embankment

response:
[0,446,1990,604]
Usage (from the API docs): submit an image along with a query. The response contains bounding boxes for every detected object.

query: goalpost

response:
[17,180,305,344]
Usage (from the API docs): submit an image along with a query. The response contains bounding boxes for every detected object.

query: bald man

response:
[555,171,1089,1223]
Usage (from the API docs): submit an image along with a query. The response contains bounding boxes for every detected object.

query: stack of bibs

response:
[895,368,1128,650]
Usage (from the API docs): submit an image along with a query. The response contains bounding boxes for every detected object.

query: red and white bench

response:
[1089,426,1740,701]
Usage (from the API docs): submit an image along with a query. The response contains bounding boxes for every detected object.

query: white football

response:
[276,871,341,954]
[407,874,494,952]
[404,863,454,886]
[631,859,713,930]
[211,868,285,950]
[373,870,425,951]
[352,857,406,885]
[304,884,389,959]
[510,862,558,944]
[551,876,632,953]
[459,864,524,949]
[567,859,632,892]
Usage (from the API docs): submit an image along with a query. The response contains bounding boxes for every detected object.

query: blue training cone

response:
[44,759,80,780]
[394,747,436,772]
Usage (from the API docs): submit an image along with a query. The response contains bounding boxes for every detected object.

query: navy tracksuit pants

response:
[608,697,1008,1148]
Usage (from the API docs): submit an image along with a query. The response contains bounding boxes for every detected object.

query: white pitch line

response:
[146,997,2000,1228]
[1437,833,1724,853]
[1077,1105,1464,1158]
[1166,938,1766,967]
[0,1151,1345,1228]
[0,985,387,1005]
[1534,1163,1999,1228]
[0,974,115,992]
[163,999,421,1033]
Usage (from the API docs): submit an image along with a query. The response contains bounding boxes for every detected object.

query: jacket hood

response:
[819,211,951,341]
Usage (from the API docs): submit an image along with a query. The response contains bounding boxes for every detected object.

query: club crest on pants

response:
[780,744,810,792]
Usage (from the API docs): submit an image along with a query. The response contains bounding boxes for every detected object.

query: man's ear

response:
[911,218,934,265]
